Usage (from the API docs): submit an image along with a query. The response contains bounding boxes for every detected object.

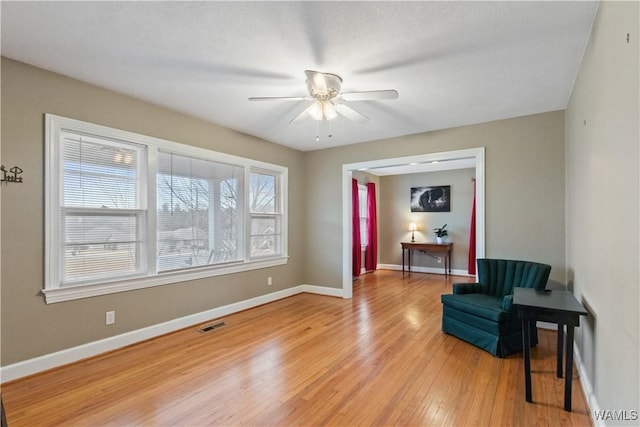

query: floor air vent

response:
[198,321,226,333]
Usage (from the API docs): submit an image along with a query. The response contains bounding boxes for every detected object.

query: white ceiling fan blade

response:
[289,103,313,124]
[333,103,369,123]
[340,90,399,101]
[248,96,310,101]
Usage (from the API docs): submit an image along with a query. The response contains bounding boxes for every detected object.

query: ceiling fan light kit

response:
[307,101,338,121]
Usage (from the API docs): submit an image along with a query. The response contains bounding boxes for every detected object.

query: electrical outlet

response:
[267,276,273,286]
[106,310,115,325]
[437,257,442,264]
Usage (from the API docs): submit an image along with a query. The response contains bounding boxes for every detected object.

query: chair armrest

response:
[502,294,514,311]
[452,282,483,295]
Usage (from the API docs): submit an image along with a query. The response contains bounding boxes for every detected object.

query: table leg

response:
[443,253,447,276]
[522,316,532,403]
[557,324,564,378]
[402,248,405,274]
[564,325,575,411]
[445,253,449,276]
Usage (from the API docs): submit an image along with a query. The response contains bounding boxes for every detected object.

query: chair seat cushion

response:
[441,293,510,323]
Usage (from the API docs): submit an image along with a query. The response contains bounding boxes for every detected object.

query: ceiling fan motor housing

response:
[306,71,343,100]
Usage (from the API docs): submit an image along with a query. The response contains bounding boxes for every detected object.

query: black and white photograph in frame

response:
[411,185,451,212]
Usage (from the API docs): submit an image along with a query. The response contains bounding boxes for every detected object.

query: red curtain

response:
[352,178,361,277]
[365,182,378,271]
[468,179,477,275]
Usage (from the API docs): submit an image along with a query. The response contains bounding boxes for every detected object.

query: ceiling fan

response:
[249,70,398,124]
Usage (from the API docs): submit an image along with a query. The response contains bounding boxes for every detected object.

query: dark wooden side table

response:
[400,242,452,276]
[513,288,587,412]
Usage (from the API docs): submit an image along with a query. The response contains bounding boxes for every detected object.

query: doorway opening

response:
[341,147,485,298]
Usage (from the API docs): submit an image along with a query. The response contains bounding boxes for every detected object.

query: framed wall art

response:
[410,185,450,212]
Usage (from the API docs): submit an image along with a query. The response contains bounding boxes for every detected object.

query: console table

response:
[401,242,452,276]
[513,288,587,412]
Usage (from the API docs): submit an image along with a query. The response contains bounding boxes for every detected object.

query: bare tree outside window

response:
[156,152,241,271]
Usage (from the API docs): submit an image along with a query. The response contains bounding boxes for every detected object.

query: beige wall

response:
[0,58,306,365]
[304,110,566,288]
[379,168,475,271]
[565,1,639,420]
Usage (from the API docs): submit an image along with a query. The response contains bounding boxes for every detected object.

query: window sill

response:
[42,256,289,304]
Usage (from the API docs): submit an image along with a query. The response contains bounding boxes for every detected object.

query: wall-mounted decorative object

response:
[410,185,450,212]
[0,165,23,183]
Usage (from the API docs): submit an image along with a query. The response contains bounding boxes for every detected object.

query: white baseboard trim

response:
[0,284,342,383]
[300,284,344,298]
[573,342,601,426]
[378,263,475,277]
[537,321,557,330]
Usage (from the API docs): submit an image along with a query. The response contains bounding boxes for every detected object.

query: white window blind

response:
[156,152,243,272]
[60,131,146,285]
[249,171,282,258]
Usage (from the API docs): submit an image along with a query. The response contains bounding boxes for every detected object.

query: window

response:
[250,170,283,258]
[358,184,368,247]
[45,114,287,303]
[58,131,147,285]
[156,152,244,272]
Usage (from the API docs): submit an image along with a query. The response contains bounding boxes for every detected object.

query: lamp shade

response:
[409,222,417,231]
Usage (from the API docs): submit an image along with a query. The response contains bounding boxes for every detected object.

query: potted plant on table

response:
[433,224,448,244]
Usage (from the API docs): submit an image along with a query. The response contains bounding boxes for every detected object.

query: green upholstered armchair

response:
[441,258,551,357]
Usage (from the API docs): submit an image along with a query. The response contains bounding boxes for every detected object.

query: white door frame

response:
[341,147,485,298]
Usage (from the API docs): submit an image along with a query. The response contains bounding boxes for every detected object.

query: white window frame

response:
[357,184,368,249]
[44,114,288,303]
[58,134,148,286]
[248,168,285,260]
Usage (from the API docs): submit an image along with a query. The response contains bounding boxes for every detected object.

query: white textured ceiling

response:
[1,1,598,151]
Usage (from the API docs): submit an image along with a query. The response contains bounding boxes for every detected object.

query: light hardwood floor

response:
[2,270,592,426]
